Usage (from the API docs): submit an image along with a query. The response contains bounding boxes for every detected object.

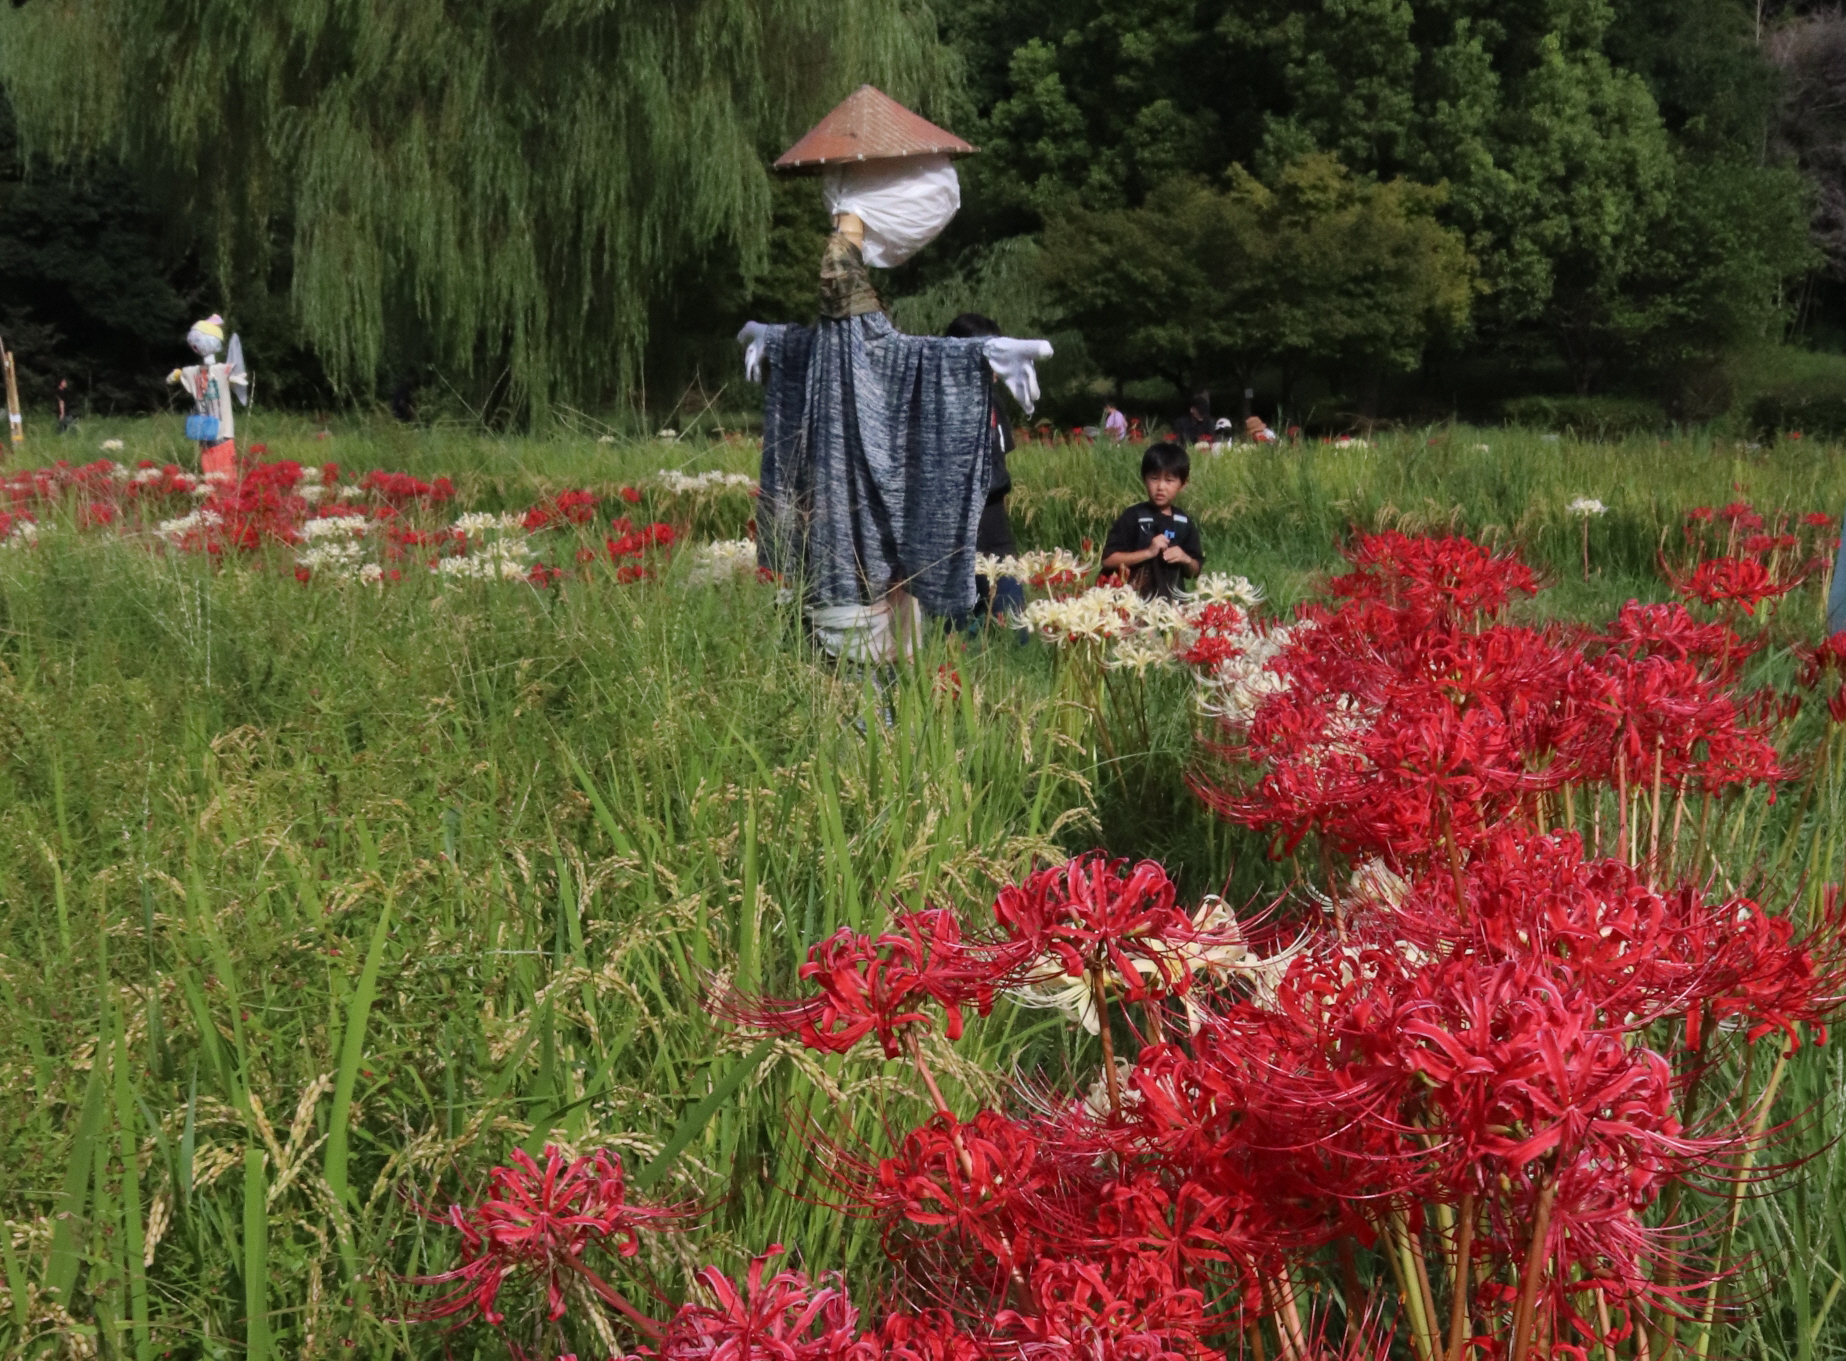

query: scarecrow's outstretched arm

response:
[737,321,770,383]
[983,337,1053,416]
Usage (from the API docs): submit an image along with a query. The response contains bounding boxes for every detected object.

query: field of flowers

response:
[1,416,1845,1361]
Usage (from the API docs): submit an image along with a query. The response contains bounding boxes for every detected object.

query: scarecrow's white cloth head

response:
[823,156,961,269]
[187,315,226,358]
[188,315,227,358]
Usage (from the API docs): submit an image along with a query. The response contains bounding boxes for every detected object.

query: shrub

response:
[1745,349,1846,438]
[1501,393,1666,437]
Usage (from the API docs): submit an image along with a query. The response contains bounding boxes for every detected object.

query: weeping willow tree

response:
[0,0,948,420]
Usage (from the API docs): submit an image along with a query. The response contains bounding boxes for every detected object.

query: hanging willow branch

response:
[0,0,947,421]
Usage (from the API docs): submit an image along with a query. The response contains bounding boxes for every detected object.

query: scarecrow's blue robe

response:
[751,237,993,619]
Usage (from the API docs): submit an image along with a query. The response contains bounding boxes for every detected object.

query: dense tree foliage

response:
[0,0,1840,422]
[1041,158,1472,403]
[0,93,198,413]
[0,0,946,422]
[939,0,1817,405]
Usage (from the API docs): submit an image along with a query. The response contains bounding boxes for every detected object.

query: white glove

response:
[982,337,1054,416]
[737,321,769,383]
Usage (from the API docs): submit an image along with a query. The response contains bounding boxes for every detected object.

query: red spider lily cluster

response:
[1664,501,1837,616]
[411,530,1844,1361]
[411,1146,685,1340]
[0,454,683,587]
[422,839,1842,1361]
[1193,532,1787,869]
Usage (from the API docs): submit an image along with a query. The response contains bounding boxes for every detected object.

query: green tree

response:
[1040,156,1473,403]
[0,91,199,413]
[936,0,1818,406]
[0,0,947,422]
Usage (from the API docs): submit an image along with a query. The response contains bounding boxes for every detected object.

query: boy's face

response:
[1144,470,1185,510]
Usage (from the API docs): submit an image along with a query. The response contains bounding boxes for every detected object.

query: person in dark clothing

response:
[946,312,1025,625]
[1100,441,1204,600]
[1171,390,1212,448]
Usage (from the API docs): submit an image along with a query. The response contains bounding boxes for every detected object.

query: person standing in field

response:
[1100,440,1204,600]
[947,311,1026,626]
[1103,402,1128,442]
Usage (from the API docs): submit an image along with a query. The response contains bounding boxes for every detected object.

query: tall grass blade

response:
[630,1038,775,1192]
[326,894,394,1211]
[46,1040,107,1306]
[243,1145,270,1361]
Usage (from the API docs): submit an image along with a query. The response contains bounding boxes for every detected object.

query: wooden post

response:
[1,340,22,456]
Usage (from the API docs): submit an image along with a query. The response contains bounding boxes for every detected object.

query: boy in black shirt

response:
[1100,441,1204,599]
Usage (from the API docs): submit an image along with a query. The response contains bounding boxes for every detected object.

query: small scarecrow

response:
[167,315,250,478]
[737,86,1051,661]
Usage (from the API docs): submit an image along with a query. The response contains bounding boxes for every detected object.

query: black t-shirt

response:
[1101,500,1204,599]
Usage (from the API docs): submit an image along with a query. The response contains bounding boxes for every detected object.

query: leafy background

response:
[2,0,1846,430]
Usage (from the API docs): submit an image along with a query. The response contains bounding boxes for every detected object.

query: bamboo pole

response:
[2,340,22,455]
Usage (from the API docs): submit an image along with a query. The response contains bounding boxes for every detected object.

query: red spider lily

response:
[1803,512,1836,528]
[1831,684,1846,724]
[993,855,1211,1003]
[864,1310,985,1361]
[410,1146,682,1332]
[1794,634,1846,688]
[1555,649,1784,794]
[609,524,678,560]
[996,1256,1218,1361]
[1597,601,1753,673]
[620,486,643,504]
[361,470,456,505]
[639,1247,864,1361]
[526,490,599,530]
[721,910,1010,1058]
[1179,605,1247,669]
[833,1109,1060,1293]
[1669,556,1799,614]
[1331,531,1539,620]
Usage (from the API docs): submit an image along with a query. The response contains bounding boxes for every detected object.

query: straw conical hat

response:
[774,85,976,173]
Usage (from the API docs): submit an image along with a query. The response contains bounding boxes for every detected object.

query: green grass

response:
[1,414,1843,1360]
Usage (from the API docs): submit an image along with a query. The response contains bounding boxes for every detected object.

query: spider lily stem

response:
[904,1029,975,1180]
[1694,1045,1792,1361]
[1616,747,1630,864]
[1661,738,1676,886]
[566,1258,665,1339]
[1409,1220,1442,1361]
[1091,963,1122,1120]
[1593,1287,1619,1361]
[1276,1269,1311,1361]
[1509,1176,1559,1361]
[1446,1193,1475,1361]
[1386,1209,1438,1361]
[1142,996,1166,1045]
[1442,804,1468,921]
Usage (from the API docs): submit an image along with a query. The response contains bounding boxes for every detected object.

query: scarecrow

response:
[167,315,250,478]
[737,86,1051,661]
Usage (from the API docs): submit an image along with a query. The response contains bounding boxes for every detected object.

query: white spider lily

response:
[656,469,755,495]
[1180,573,1265,608]
[1105,637,1176,674]
[687,539,760,585]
